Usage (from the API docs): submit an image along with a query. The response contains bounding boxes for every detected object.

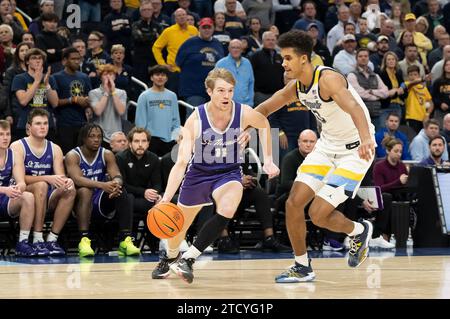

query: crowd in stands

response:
[0,0,449,256]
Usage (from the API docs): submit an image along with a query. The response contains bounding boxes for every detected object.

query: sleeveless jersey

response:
[296,65,375,148]
[21,138,54,176]
[72,147,107,182]
[0,149,14,186]
[191,101,243,172]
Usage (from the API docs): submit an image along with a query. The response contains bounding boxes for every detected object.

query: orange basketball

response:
[147,203,184,239]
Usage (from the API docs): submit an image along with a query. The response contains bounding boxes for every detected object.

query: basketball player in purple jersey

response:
[10,109,76,256]
[0,120,37,256]
[151,68,279,284]
[65,123,140,257]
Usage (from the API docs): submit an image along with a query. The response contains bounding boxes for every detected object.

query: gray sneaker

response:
[152,251,181,279]
[348,219,373,268]
[170,257,195,284]
[275,259,316,283]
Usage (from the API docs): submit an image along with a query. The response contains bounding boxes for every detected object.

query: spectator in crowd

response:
[103,0,133,64]
[245,17,263,55]
[110,44,133,92]
[124,0,140,16]
[369,35,390,73]
[53,48,92,155]
[224,0,247,39]
[331,21,356,57]
[85,31,112,71]
[402,13,432,69]
[398,44,426,79]
[21,32,34,45]
[11,48,58,140]
[116,127,162,223]
[0,119,37,257]
[431,45,450,83]
[72,38,96,79]
[29,0,54,37]
[131,0,162,82]
[0,24,15,81]
[65,123,140,257]
[151,0,171,29]
[0,0,22,44]
[324,0,344,33]
[356,17,377,49]
[10,0,27,31]
[35,12,68,74]
[442,113,450,154]
[428,32,449,70]
[431,25,447,49]
[415,16,429,40]
[79,0,101,23]
[171,0,200,25]
[293,1,324,42]
[152,8,198,95]
[376,19,401,56]
[333,34,358,75]
[176,17,224,120]
[250,31,284,106]
[348,48,389,130]
[389,2,405,39]
[110,131,129,153]
[242,0,273,30]
[419,135,450,166]
[89,64,127,147]
[410,118,448,161]
[327,5,350,53]
[404,65,433,134]
[432,57,450,127]
[10,108,76,256]
[213,12,231,54]
[214,0,246,18]
[135,65,180,156]
[379,51,406,122]
[272,0,300,34]
[306,23,331,67]
[375,112,411,160]
[422,0,444,40]
[0,41,30,132]
[396,30,414,61]
[216,39,254,107]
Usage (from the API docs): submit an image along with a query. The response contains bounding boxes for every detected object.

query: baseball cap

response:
[199,17,214,27]
[40,0,54,6]
[307,23,319,30]
[342,34,356,42]
[377,35,389,42]
[404,13,416,21]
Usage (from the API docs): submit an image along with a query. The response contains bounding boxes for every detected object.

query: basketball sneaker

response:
[32,242,50,256]
[322,238,344,251]
[15,240,37,257]
[45,241,66,256]
[78,237,95,257]
[170,257,195,284]
[348,219,373,268]
[118,236,141,256]
[152,251,181,279]
[275,259,316,283]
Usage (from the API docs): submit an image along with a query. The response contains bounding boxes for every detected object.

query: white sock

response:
[294,254,309,267]
[348,222,364,237]
[167,247,180,259]
[181,245,202,260]
[19,230,30,242]
[47,232,59,242]
[33,232,44,243]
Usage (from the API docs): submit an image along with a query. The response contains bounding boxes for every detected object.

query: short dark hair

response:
[41,12,59,22]
[356,47,370,57]
[404,43,417,50]
[386,112,401,120]
[429,135,445,146]
[148,64,170,78]
[27,109,49,125]
[127,127,151,143]
[77,123,104,146]
[424,118,440,128]
[62,47,80,60]
[407,65,420,74]
[278,30,313,62]
[13,42,33,67]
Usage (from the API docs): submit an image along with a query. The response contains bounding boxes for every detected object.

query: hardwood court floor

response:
[0,253,449,299]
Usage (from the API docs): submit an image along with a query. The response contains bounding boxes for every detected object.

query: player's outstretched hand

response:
[263,162,280,179]
[358,139,375,161]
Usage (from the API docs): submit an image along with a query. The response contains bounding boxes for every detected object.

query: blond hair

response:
[204,68,235,90]
[111,44,125,55]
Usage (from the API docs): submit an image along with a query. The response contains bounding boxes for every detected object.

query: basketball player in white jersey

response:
[255,30,376,283]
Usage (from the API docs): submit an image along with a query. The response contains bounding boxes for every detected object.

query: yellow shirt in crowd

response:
[405,83,432,122]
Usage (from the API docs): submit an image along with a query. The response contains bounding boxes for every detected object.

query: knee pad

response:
[317,184,349,208]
